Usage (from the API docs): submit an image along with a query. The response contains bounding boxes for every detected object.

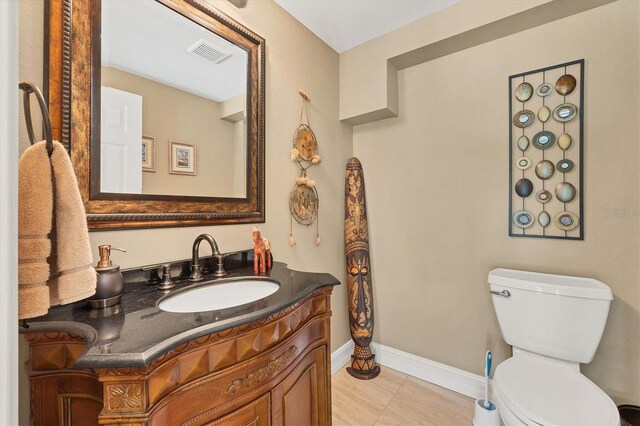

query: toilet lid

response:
[494,356,619,426]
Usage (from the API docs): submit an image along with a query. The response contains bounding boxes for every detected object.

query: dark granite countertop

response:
[20,254,340,369]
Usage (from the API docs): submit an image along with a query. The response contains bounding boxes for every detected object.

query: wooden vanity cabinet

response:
[25,288,333,425]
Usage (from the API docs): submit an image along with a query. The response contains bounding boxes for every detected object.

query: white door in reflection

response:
[100,86,142,194]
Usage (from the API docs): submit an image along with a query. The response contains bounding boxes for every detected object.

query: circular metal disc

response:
[555,182,577,203]
[535,160,555,180]
[513,210,534,229]
[554,211,579,231]
[515,178,533,198]
[553,103,578,123]
[555,74,577,96]
[516,157,531,170]
[536,190,552,204]
[532,131,556,150]
[556,159,574,173]
[536,83,553,97]
[515,82,533,102]
[513,110,535,128]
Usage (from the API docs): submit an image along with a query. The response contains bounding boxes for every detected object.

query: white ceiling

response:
[102,0,246,102]
[274,0,462,53]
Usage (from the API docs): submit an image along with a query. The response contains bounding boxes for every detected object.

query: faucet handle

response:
[158,264,176,290]
[142,263,164,284]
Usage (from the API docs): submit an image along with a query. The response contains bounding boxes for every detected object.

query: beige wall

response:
[102,66,237,197]
[18,0,43,154]
[353,0,639,405]
[339,0,615,124]
[18,0,352,424]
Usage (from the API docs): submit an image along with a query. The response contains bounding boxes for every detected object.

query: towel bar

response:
[18,82,53,156]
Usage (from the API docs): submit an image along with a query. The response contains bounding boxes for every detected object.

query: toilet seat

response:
[494,355,619,426]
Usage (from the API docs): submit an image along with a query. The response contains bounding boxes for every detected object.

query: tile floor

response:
[332,364,475,426]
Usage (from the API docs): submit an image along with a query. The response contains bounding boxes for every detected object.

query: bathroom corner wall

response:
[352,0,639,405]
[18,0,352,423]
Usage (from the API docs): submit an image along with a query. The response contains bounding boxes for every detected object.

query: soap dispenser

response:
[87,245,126,309]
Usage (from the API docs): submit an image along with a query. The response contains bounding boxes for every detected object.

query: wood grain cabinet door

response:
[271,346,329,426]
[31,374,103,426]
[208,393,271,426]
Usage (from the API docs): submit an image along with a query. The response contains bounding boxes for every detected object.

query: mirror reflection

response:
[101,0,248,198]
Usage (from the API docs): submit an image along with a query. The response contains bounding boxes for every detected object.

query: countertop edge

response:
[21,265,340,369]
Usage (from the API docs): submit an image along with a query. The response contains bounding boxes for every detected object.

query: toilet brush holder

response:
[473,399,500,426]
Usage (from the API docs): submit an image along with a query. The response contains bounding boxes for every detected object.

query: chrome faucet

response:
[189,234,227,281]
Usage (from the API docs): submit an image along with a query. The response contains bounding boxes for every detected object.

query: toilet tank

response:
[488,268,613,364]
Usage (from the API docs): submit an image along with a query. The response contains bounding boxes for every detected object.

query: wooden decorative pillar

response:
[24,332,103,425]
[344,157,380,379]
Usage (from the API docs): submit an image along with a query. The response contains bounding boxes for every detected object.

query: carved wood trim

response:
[30,381,40,423]
[226,346,297,394]
[24,332,88,372]
[147,320,328,425]
[105,383,145,412]
[96,288,331,409]
[24,332,84,344]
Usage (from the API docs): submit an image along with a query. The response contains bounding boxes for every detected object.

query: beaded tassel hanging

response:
[289,90,321,246]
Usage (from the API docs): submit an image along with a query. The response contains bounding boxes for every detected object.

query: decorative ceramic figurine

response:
[344,157,380,380]
[252,226,271,273]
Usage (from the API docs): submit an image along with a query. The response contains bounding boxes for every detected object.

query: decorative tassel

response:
[296,176,308,186]
[289,215,296,246]
[314,207,320,245]
[291,148,300,161]
[305,179,315,188]
[311,155,322,165]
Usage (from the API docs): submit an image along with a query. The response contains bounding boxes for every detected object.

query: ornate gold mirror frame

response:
[45,0,265,230]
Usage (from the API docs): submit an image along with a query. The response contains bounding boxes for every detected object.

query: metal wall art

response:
[289,90,322,246]
[509,59,584,240]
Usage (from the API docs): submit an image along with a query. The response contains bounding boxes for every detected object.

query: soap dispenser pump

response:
[87,245,126,309]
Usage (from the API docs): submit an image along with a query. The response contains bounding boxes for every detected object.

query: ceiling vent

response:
[187,39,231,64]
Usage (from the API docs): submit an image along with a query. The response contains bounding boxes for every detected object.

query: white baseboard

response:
[330,340,354,375]
[371,343,490,399]
[331,340,491,400]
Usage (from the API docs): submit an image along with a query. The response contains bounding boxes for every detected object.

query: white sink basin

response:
[159,279,279,313]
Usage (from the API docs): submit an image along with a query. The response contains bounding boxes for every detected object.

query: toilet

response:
[488,268,620,426]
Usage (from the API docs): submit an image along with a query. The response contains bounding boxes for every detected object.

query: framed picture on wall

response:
[169,140,197,175]
[141,136,156,172]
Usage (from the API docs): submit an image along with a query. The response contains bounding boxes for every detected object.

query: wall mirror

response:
[45,0,265,229]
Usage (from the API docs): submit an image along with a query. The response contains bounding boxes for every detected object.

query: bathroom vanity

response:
[22,253,339,425]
